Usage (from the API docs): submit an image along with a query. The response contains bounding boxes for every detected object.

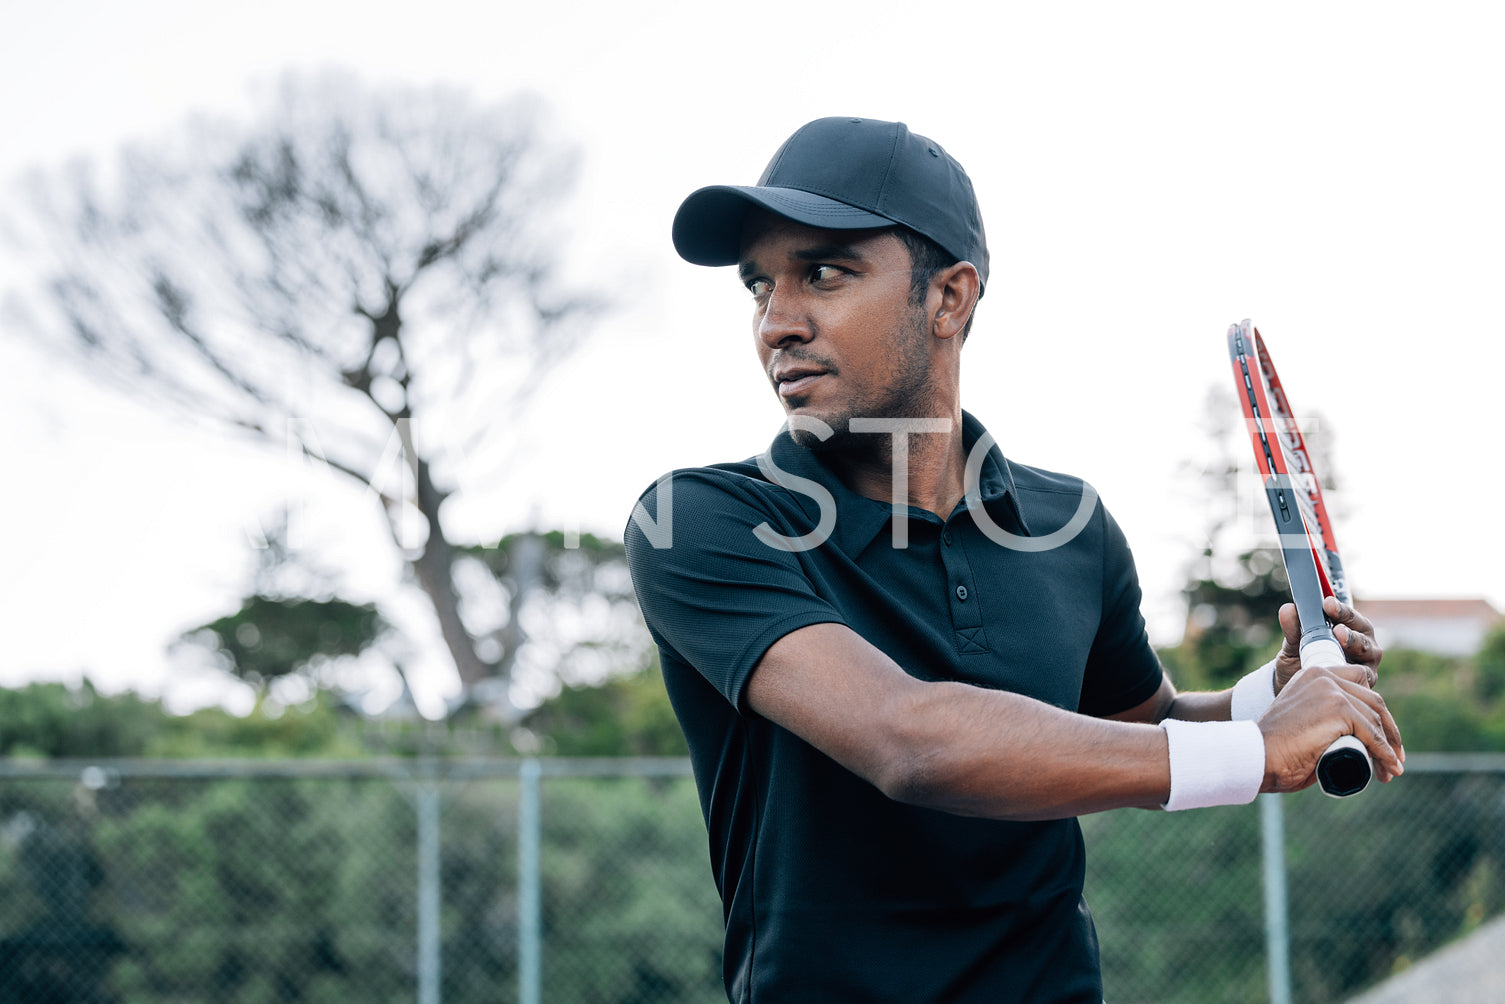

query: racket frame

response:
[1227,319,1370,798]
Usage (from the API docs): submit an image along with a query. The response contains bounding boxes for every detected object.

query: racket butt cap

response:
[1317,735,1372,798]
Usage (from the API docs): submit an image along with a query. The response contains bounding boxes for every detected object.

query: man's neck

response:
[825,409,968,519]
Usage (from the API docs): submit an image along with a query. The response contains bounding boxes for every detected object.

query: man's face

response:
[737,215,934,447]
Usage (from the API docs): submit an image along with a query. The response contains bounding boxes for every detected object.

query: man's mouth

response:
[772,367,828,399]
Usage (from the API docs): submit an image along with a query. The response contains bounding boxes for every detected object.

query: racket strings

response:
[1234,328,1344,605]
[1232,323,1351,608]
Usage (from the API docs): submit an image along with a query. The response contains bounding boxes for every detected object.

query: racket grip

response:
[1298,635,1372,798]
[1298,636,1344,670]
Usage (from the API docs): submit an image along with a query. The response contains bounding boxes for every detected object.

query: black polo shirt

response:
[624,412,1163,1003]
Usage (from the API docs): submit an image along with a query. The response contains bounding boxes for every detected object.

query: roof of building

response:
[1356,597,1502,621]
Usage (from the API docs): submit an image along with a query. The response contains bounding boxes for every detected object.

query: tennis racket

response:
[1227,319,1371,798]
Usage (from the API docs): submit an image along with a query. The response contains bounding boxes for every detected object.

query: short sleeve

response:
[1076,505,1165,717]
[624,469,846,713]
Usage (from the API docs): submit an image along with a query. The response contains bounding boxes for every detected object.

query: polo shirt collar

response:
[761,410,1033,557]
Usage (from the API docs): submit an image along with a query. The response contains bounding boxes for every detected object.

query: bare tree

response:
[6,72,604,715]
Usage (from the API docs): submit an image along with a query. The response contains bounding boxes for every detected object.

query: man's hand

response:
[1273,597,1382,693]
[1263,598,1400,792]
[1258,660,1404,791]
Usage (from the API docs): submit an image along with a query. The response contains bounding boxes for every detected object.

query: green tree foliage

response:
[1280,773,1505,1004]
[182,595,385,691]
[0,812,124,1002]
[1084,772,1505,1004]
[1476,623,1505,704]
[1,763,722,1003]
[0,681,366,761]
[0,682,167,759]
[1368,624,1505,752]
[0,671,693,762]
[1161,598,1505,769]
[519,659,687,757]
[540,778,722,1002]
[1084,806,1266,1002]
[175,517,397,710]
[5,746,1501,1003]
[5,615,1505,1002]
[97,779,362,1000]
[1161,624,1505,753]
[153,696,367,759]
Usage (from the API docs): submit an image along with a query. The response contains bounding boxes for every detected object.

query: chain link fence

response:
[2,755,1501,1003]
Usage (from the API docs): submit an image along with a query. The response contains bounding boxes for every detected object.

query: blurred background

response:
[1,2,1502,1002]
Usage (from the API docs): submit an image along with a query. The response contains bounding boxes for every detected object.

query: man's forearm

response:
[1162,688,1235,723]
[880,680,1174,821]
[750,623,1178,821]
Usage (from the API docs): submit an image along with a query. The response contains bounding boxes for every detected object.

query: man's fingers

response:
[1368,688,1404,765]
[1331,661,1379,690]
[1322,597,1383,668]
[1355,709,1403,782]
[1335,623,1378,663]
[1279,667,1405,782]
[1323,595,1376,636]
[1336,674,1405,775]
[1278,603,1301,645]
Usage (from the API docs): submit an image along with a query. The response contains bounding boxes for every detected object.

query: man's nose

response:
[757,288,814,349]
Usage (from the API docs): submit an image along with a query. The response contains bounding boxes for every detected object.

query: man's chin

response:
[781,408,852,451]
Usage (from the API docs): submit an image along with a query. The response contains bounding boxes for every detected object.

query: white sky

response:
[2,0,1501,715]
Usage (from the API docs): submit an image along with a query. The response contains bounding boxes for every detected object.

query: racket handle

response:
[1299,635,1372,798]
[1299,636,1344,670]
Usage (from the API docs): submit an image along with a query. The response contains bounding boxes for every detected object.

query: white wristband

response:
[1160,719,1266,811]
[1230,659,1278,721]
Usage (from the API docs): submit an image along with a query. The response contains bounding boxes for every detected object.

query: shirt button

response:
[943,531,952,546]
[955,585,969,601]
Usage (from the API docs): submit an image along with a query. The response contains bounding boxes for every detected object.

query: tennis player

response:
[624,117,1403,1003]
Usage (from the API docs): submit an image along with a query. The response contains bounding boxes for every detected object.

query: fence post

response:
[1259,793,1292,1004]
[417,777,442,1004]
[519,758,542,1004]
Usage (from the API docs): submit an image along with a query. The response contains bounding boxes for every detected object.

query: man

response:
[624,117,1402,1003]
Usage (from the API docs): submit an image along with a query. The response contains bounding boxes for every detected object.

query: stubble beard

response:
[787,303,937,461]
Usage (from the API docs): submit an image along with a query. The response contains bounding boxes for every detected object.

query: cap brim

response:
[672,185,896,267]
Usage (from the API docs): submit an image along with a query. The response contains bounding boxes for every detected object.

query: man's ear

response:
[930,261,981,341]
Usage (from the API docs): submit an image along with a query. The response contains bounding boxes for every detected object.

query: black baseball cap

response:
[672,117,989,288]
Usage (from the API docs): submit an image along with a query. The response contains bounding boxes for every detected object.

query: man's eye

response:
[811,265,843,283]
[747,278,771,297]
